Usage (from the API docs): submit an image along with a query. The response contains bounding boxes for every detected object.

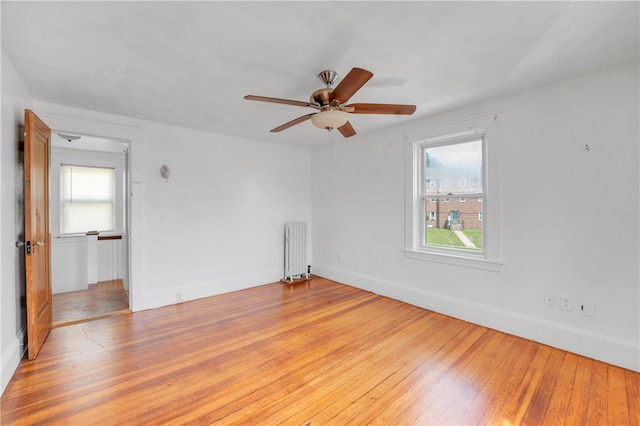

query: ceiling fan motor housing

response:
[313,70,340,107]
[310,88,333,107]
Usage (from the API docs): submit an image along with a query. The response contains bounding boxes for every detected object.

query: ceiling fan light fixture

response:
[311,109,348,130]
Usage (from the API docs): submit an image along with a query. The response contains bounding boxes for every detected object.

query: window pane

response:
[61,165,115,234]
[423,140,482,196]
[62,202,115,234]
[424,195,482,251]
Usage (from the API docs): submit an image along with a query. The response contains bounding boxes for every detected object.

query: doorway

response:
[49,133,131,326]
[450,210,461,226]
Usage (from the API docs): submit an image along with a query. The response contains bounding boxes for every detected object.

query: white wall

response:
[311,62,640,371]
[136,121,312,308]
[51,238,88,293]
[1,50,33,393]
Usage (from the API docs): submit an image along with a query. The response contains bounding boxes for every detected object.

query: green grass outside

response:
[462,229,482,248]
[426,228,464,248]
[426,228,482,251]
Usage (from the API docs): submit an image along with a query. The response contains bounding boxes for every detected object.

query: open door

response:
[24,109,52,359]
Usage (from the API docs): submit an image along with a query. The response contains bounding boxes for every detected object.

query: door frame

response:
[35,111,144,311]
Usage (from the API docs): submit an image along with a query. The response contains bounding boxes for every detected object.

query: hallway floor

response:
[52,279,130,327]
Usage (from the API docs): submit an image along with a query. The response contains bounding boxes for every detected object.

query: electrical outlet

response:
[560,294,573,311]
[176,292,184,303]
[544,292,555,308]
[581,301,596,318]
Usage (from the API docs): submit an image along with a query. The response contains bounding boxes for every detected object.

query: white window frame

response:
[404,111,502,271]
[421,138,483,252]
[51,146,125,238]
[60,165,116,235]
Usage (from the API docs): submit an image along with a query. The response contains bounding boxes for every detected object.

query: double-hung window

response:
[404,111,502,271]
[51,147,125,237]
[61,165,116,234]
[421,137,483,252]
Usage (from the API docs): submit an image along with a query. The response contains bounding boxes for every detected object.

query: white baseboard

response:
[314,264,640,372]
[136,269,283,312]
[1,326,26,395]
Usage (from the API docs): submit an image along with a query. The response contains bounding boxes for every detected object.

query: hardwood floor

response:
[52,279,130,327]
[2,277,638,425]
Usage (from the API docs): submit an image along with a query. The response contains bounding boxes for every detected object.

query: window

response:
[61,166,116,234]
[422,139,483,252]
[404,111,502,271]
[429,197,436,202]
[50,146,125,238]
[429,180,437,189]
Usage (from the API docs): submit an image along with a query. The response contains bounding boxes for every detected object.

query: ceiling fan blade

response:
[337,121,356,138]
[347,103,416,115]
[329,68,373,104]
[244,95,316,108]
[270,113,315,133]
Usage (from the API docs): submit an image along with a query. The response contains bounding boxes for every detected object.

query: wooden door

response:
[24,109,52,360]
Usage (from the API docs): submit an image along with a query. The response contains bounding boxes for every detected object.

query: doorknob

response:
[23,240,45,254]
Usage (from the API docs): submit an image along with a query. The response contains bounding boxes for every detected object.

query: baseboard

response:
[314,264,640,372]
[1,326,26,395]
[136,269,283,312]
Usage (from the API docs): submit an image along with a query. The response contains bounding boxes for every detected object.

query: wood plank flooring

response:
[52,280,130,327]
[2,277,638,425]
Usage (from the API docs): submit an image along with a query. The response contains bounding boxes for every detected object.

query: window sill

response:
[403,249,503,272]
[53,232,123,242]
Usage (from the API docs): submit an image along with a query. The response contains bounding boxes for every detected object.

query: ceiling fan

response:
[244,67,416,138]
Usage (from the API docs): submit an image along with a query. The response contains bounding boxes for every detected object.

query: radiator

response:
[284,222,308,282]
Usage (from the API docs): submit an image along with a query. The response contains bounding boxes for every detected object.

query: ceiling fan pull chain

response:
[329,129,334,162]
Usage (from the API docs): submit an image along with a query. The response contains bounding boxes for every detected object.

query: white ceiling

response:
[2,1,638,147]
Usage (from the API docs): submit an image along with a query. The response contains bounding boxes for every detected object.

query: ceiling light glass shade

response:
[58,133,81,142]
[311,110,348,130]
